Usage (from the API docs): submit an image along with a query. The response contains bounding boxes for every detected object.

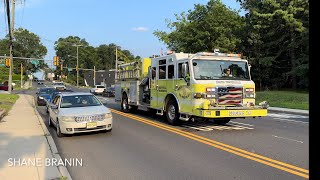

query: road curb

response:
[32,96,73,180]
[268,107,309,115]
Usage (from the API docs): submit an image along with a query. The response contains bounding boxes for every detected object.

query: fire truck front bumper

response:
[193,107,268,118]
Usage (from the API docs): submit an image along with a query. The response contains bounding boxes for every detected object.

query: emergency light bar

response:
[196,52,242,58]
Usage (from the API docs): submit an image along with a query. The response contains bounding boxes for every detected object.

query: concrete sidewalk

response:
[0,94,71,180]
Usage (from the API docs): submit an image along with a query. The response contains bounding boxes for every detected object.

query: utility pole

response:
[76,46,79,87]
[8,0,15,94]
[93,66,96,86]
[73,44,83,88]
[115,46,118,82]
[20,63,23,88]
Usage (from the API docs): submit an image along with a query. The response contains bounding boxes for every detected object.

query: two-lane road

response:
[18,81,309,179]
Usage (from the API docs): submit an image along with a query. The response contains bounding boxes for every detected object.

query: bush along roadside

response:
[0,94,19,120]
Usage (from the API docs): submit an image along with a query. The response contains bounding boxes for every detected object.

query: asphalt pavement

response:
[16,81,309,180]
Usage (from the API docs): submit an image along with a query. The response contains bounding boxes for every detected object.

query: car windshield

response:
[39,88,55,94]
[192,59,250,80]
[60,95,102,108]
[55,83,64,86]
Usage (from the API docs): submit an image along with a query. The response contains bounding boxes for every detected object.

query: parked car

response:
[53,82,66,90]
[47,92,112,137]
[102,87,115,97]
[36,87,55,106]
[37,80,44,85]
[90,85,106,95]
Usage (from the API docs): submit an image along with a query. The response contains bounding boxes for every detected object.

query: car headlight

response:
[39,96,44,99]
[105,113,112,119]
[61,116,75,122]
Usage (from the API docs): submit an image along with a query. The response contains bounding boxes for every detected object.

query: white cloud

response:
[132,27,148,32]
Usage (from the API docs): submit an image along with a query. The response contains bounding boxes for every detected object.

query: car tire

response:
[48,117,53,127]
[165,99,180,126]
[103,128,112,133]
[56,120,64,137]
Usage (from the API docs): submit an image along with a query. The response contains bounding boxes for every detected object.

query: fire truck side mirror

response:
[182,63,188,78]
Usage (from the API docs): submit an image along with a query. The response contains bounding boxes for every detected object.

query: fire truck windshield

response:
[192,59,250,80]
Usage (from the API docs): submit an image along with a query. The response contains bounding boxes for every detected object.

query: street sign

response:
[31,59,39,65]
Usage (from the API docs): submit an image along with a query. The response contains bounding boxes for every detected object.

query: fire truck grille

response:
[217,87,243,105]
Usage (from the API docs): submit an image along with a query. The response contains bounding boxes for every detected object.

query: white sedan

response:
[90,85,106,95]
[48,92,112,137]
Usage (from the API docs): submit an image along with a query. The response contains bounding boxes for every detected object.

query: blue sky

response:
[0,0,242,63]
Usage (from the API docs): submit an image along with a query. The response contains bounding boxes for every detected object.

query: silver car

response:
[53,82,66,90]
[48,92,112,137]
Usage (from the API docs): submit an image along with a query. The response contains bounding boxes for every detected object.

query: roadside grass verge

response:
[256,90,309,110]
[0,94,20,112]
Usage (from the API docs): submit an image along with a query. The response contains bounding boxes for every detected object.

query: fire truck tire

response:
[165,99,180,126]
[130,105,138,112]
[215,118,231,125]
[121,94,130,113]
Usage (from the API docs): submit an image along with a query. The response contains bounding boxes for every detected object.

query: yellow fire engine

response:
[115,50,268,125]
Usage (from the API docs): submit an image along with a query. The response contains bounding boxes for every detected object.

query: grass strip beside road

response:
[111,109,309,179]
[256,91,309,110]
[0,94,19,113]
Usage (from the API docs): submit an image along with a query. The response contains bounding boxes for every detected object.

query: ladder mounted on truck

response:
[116,61,140,80]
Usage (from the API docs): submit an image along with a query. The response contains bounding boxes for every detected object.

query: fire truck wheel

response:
[130,105,138,112]
[166,99,180,126]
[215,118,231,125]
[121,94,130,113]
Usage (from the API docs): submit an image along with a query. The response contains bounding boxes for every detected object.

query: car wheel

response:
[48,116,53,127]
[56,120,64,137]
[165,99,180,126]
[103,128,112,133]
[121,94,130,113]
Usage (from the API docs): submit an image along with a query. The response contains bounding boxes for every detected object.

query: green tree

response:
[238,0,309,89]
[0,28,47,74]
[154,0,245,53]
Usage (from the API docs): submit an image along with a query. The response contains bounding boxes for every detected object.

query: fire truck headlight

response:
[206,94,216,98]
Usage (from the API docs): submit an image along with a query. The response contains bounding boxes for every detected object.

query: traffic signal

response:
[5,58,10,67]
[54,56,60,66]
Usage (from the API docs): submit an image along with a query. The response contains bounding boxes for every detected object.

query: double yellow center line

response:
[110,109,309,179]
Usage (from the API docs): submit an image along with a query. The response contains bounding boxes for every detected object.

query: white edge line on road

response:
[229,121,254,127]
[271,117,309,124]
[32,96,73,180]
[272,135,304,144]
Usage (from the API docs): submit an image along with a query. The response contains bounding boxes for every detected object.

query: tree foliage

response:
[154,0,309,90]
[0,28,48,74]
[154,0,245,53]
[238,0,309,89]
